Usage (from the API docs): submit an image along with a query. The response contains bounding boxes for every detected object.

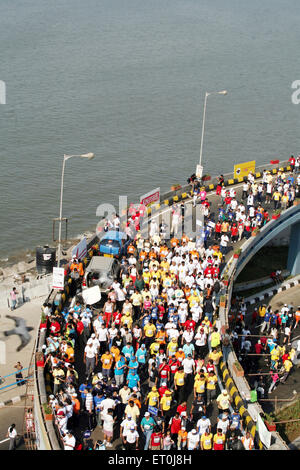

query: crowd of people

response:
[229,298,300,397]
[41,158,300,450]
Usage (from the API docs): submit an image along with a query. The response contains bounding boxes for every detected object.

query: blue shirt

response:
[183,343,195,357]
[264,312,271,322]
[151,307,158,320]
[127,372,140,389]
[94,395,105,411]
[141,416,156,432]
[128,359,139,372]
[136,348,147,364]
[142,315,151,328]
[115,358,126,376]
[122,345,134,360]
[79,383,87,400]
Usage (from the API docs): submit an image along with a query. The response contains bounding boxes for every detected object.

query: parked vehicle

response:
[82,256,120,293]
[99,230,131,258]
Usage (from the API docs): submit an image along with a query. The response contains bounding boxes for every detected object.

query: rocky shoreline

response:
[0,230,96,290]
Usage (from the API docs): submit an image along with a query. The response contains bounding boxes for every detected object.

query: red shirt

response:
[50,321,61,335]
[113,311,122,325]
[158,386,169,398]
[282,353,289,363]
[168,359,180,374]
[159,364,170,379]
[212,266,220,278]
[76,320,84,335]
[184,319,196,331]
[170,417,181,434]
[255,343,263,354]
[151,432,162,447]
[177,403,187,416]
[215,223,222,233]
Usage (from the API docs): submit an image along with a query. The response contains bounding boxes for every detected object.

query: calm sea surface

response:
[1,0,300,263]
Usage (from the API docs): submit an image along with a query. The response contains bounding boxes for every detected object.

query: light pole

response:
[196,90,227,179]
[57,152,95,267]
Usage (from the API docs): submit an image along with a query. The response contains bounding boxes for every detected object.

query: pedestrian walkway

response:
[0,296,42,404]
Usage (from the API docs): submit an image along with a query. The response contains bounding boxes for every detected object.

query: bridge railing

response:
[220,203,300,449]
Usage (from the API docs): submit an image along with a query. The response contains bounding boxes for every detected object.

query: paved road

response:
[242,284,300,416]
[0,295,42,405]
[0,398,26,450]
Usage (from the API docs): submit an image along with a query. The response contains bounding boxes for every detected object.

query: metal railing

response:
[0,367,31,392]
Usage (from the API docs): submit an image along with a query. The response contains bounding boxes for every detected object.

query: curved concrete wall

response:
[221,205,300,450]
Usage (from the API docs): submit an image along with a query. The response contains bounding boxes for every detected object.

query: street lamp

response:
[196,90,227,178]
[57,152,95,267]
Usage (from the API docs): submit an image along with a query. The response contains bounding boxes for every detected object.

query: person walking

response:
[9,288,18,311]
[14,362,24,387]
[7,424,18,450]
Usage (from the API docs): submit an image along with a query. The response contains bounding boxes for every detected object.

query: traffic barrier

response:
[219,360,264,449]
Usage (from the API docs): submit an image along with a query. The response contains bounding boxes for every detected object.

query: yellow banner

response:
[234,160,256,179]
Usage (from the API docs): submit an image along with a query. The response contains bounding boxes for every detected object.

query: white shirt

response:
[101,398,115,415]
[103,413,114,432]
[98,327,109,342]
[217,418,230,433]
[182,358,195,374]
[63,434,76,450]
[187,432,199,449]
[124,429,139,444]
[84,344,96,358]
[197,417,211,435]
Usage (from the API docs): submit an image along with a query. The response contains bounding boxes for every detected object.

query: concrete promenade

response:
[0,296,43,404]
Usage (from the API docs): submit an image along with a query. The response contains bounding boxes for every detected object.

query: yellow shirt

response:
[121,314,133,329]
[259,306,266,318]
[174,371,185,387]
[131,293,143,306]
[213,433,225,445]
[284,360,293,372]
[142,271,151,284]
[147,391,160,407]
[160,395,172,411]
[167,341,178,356]
[211,332,221,348]
[201,433,213,450]
[209,350,222,364]
[206,375,218,390]
[150,342,160,356]
[101,353,113,370]
[144,323,156,338]
[160,260,170,271]
[194,378,206,394]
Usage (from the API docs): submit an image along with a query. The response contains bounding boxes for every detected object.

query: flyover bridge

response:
[33,159,299,450]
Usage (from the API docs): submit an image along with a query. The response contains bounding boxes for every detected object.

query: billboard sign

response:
[52,267,65,290]
[72,237,87,260]
[234,160,256,179]
[140,187,160,207]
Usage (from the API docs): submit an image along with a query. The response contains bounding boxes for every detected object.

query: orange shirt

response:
[159,247,169,258]
[72,398,81,415]
[156,330,167,345]
[139,251,148,262]
[149,250,157,260]
[170,237,179,247]
[184,287,191,299]
[127,244,135,255]
[175,350,185,361]
[101,353,113,370]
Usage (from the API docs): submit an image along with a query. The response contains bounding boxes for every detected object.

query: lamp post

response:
[196,90,227,179]
[57,152,95,267]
